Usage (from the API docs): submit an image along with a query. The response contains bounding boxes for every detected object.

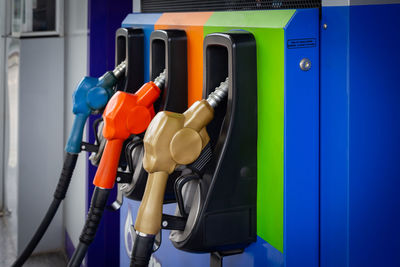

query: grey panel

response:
[133,0,141,12]
[323,0,400,6]
[16,37,64,254]
[0,0,12,216]
[0,0,6,214]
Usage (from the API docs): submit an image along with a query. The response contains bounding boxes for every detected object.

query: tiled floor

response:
[0,214,68,267]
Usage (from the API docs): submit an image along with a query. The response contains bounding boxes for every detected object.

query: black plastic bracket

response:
[210,250,245,267]
[115,27,144,93]
[116,171,133,184]
[161,214,186,231]
[80,142,98,153]
[174,174,200,218]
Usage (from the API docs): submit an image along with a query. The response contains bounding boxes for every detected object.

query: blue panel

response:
[320,6,350,267]
[321,4,400,267]
[348,4,400,267]
[283,9,320,267]
[86,1,132,267]
[224,237,283,267]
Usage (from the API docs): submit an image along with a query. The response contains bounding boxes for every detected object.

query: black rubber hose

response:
[12,153,78,267]
[66,242,88,267]
[130,233,155,267]
[67,187,110,267]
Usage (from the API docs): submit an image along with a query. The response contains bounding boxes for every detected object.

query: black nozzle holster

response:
[170,31,258,254]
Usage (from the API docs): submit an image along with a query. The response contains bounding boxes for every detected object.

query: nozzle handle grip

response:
[54,153,78,200]
[65,113,88,154]
[135,171,169,235]
[79,187,110,245]
[93,139,124,189]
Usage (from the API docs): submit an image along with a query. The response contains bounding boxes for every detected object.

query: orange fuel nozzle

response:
[93,71,166,189]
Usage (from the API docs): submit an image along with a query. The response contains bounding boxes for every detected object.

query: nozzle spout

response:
[112,61,127,79]
[206,77,229,109]
[154,69,167,89]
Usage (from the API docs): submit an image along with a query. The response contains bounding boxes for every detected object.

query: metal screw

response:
[162,221,168,227]
[81,145,86,150]
[323,24,328,29]
[299,58,312,71]
[116,177,121,182]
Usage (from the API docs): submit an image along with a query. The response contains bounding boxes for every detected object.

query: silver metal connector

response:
[135,230,156,238]
[154,69,167,89]
[112,61,127,79]
[206,77,229,109]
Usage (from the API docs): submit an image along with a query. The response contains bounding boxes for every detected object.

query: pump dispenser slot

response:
[151,39,166,77]
[115,27,144,93]
[169,31,258,255]
[150,30,188,113]
[122,29,188,202]
[204,45,228,151]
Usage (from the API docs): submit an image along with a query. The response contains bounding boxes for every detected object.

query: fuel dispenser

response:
[11,27,144,267]
[130,31,257,267]
[119,8,322,266]
[67,29,188,267]
[65,1,400,267]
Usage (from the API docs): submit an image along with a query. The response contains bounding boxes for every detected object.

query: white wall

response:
[63,0,88,247]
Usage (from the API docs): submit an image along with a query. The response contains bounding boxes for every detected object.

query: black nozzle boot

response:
[130,233,155,267]
[54,153,78,200]
[79,187,110,245]
[67,187,110,267]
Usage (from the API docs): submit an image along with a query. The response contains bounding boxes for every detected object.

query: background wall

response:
[63,0,88,250]
[0,0,64,257]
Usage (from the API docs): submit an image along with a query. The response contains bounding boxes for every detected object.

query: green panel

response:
[204,10,295,253]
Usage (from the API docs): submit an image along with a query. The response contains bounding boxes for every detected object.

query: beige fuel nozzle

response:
[134,78,229,236]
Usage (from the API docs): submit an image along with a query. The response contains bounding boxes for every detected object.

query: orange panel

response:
[155,12,213,106]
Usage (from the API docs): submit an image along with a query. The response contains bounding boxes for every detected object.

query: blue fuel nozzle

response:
[65,61,126,154]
